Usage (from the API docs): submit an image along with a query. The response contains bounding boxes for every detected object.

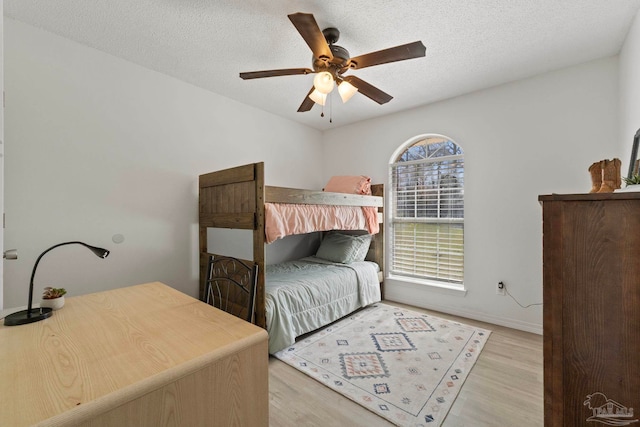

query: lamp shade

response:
[338,81,358,103]
[308,89,327,106]
[313,71,334,95]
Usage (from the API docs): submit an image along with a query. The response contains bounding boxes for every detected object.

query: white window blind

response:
[390,138,464,284]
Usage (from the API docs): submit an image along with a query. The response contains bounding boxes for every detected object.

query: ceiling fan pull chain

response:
[329,91,333,123]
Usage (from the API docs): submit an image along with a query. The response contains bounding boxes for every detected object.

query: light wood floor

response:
[269,301,543,426]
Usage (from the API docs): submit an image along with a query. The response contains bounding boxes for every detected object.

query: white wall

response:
[620,9,640,170]
[322,57,620,333]
[0,3,4,309]
[3,18,323,308]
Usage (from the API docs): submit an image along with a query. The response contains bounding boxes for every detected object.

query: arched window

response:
[389,135,464,286]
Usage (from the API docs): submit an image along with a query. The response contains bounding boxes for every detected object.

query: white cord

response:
[504,285,543,308]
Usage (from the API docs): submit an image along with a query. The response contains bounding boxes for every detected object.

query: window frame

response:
[387,134,465,291]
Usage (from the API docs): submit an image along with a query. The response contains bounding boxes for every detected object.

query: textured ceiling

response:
[5,0,640,131]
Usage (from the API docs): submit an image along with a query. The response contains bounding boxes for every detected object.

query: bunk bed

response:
[199,162,384,353]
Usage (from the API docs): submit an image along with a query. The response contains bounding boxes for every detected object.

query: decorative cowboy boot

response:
[597,159,622,193]
[613,158,622,190]
[588,161,602,193]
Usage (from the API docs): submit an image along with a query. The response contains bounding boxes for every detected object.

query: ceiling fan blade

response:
[288,13,333,61]
[343,75,393,105]
[348,41,426,70]
[240,68,313,80]
[297,87,316,112]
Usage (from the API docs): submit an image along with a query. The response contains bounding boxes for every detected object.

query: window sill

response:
[386,274,467,296]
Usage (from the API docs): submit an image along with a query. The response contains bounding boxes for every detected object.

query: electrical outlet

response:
[496,281,506,296]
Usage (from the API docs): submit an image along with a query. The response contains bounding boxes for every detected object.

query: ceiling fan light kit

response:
[239,12,426,116]
[338,80,358,103]
[313,71,334,94]
[309,89,327,106]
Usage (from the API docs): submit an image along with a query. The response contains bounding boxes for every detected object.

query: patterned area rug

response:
[273,303,491,426]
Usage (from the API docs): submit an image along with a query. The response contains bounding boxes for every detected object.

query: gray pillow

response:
[351,234,373,262]
[316,232,372,264]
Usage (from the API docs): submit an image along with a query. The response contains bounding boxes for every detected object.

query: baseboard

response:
[384,292,543,335]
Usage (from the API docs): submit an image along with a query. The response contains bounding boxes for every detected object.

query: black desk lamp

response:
[4,241,110,326]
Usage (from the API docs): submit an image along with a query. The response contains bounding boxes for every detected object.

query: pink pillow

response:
[324,176,372,195]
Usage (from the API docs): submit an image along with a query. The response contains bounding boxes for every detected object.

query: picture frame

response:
[627,128,640,180]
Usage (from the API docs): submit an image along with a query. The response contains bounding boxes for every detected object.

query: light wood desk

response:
[0,282,269,426]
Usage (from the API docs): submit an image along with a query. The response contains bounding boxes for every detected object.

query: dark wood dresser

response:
[539,192,640,426]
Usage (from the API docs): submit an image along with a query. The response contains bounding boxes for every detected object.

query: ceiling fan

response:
[239,12,426,113]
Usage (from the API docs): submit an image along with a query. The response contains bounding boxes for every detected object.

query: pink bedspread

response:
[265,203,379,244]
